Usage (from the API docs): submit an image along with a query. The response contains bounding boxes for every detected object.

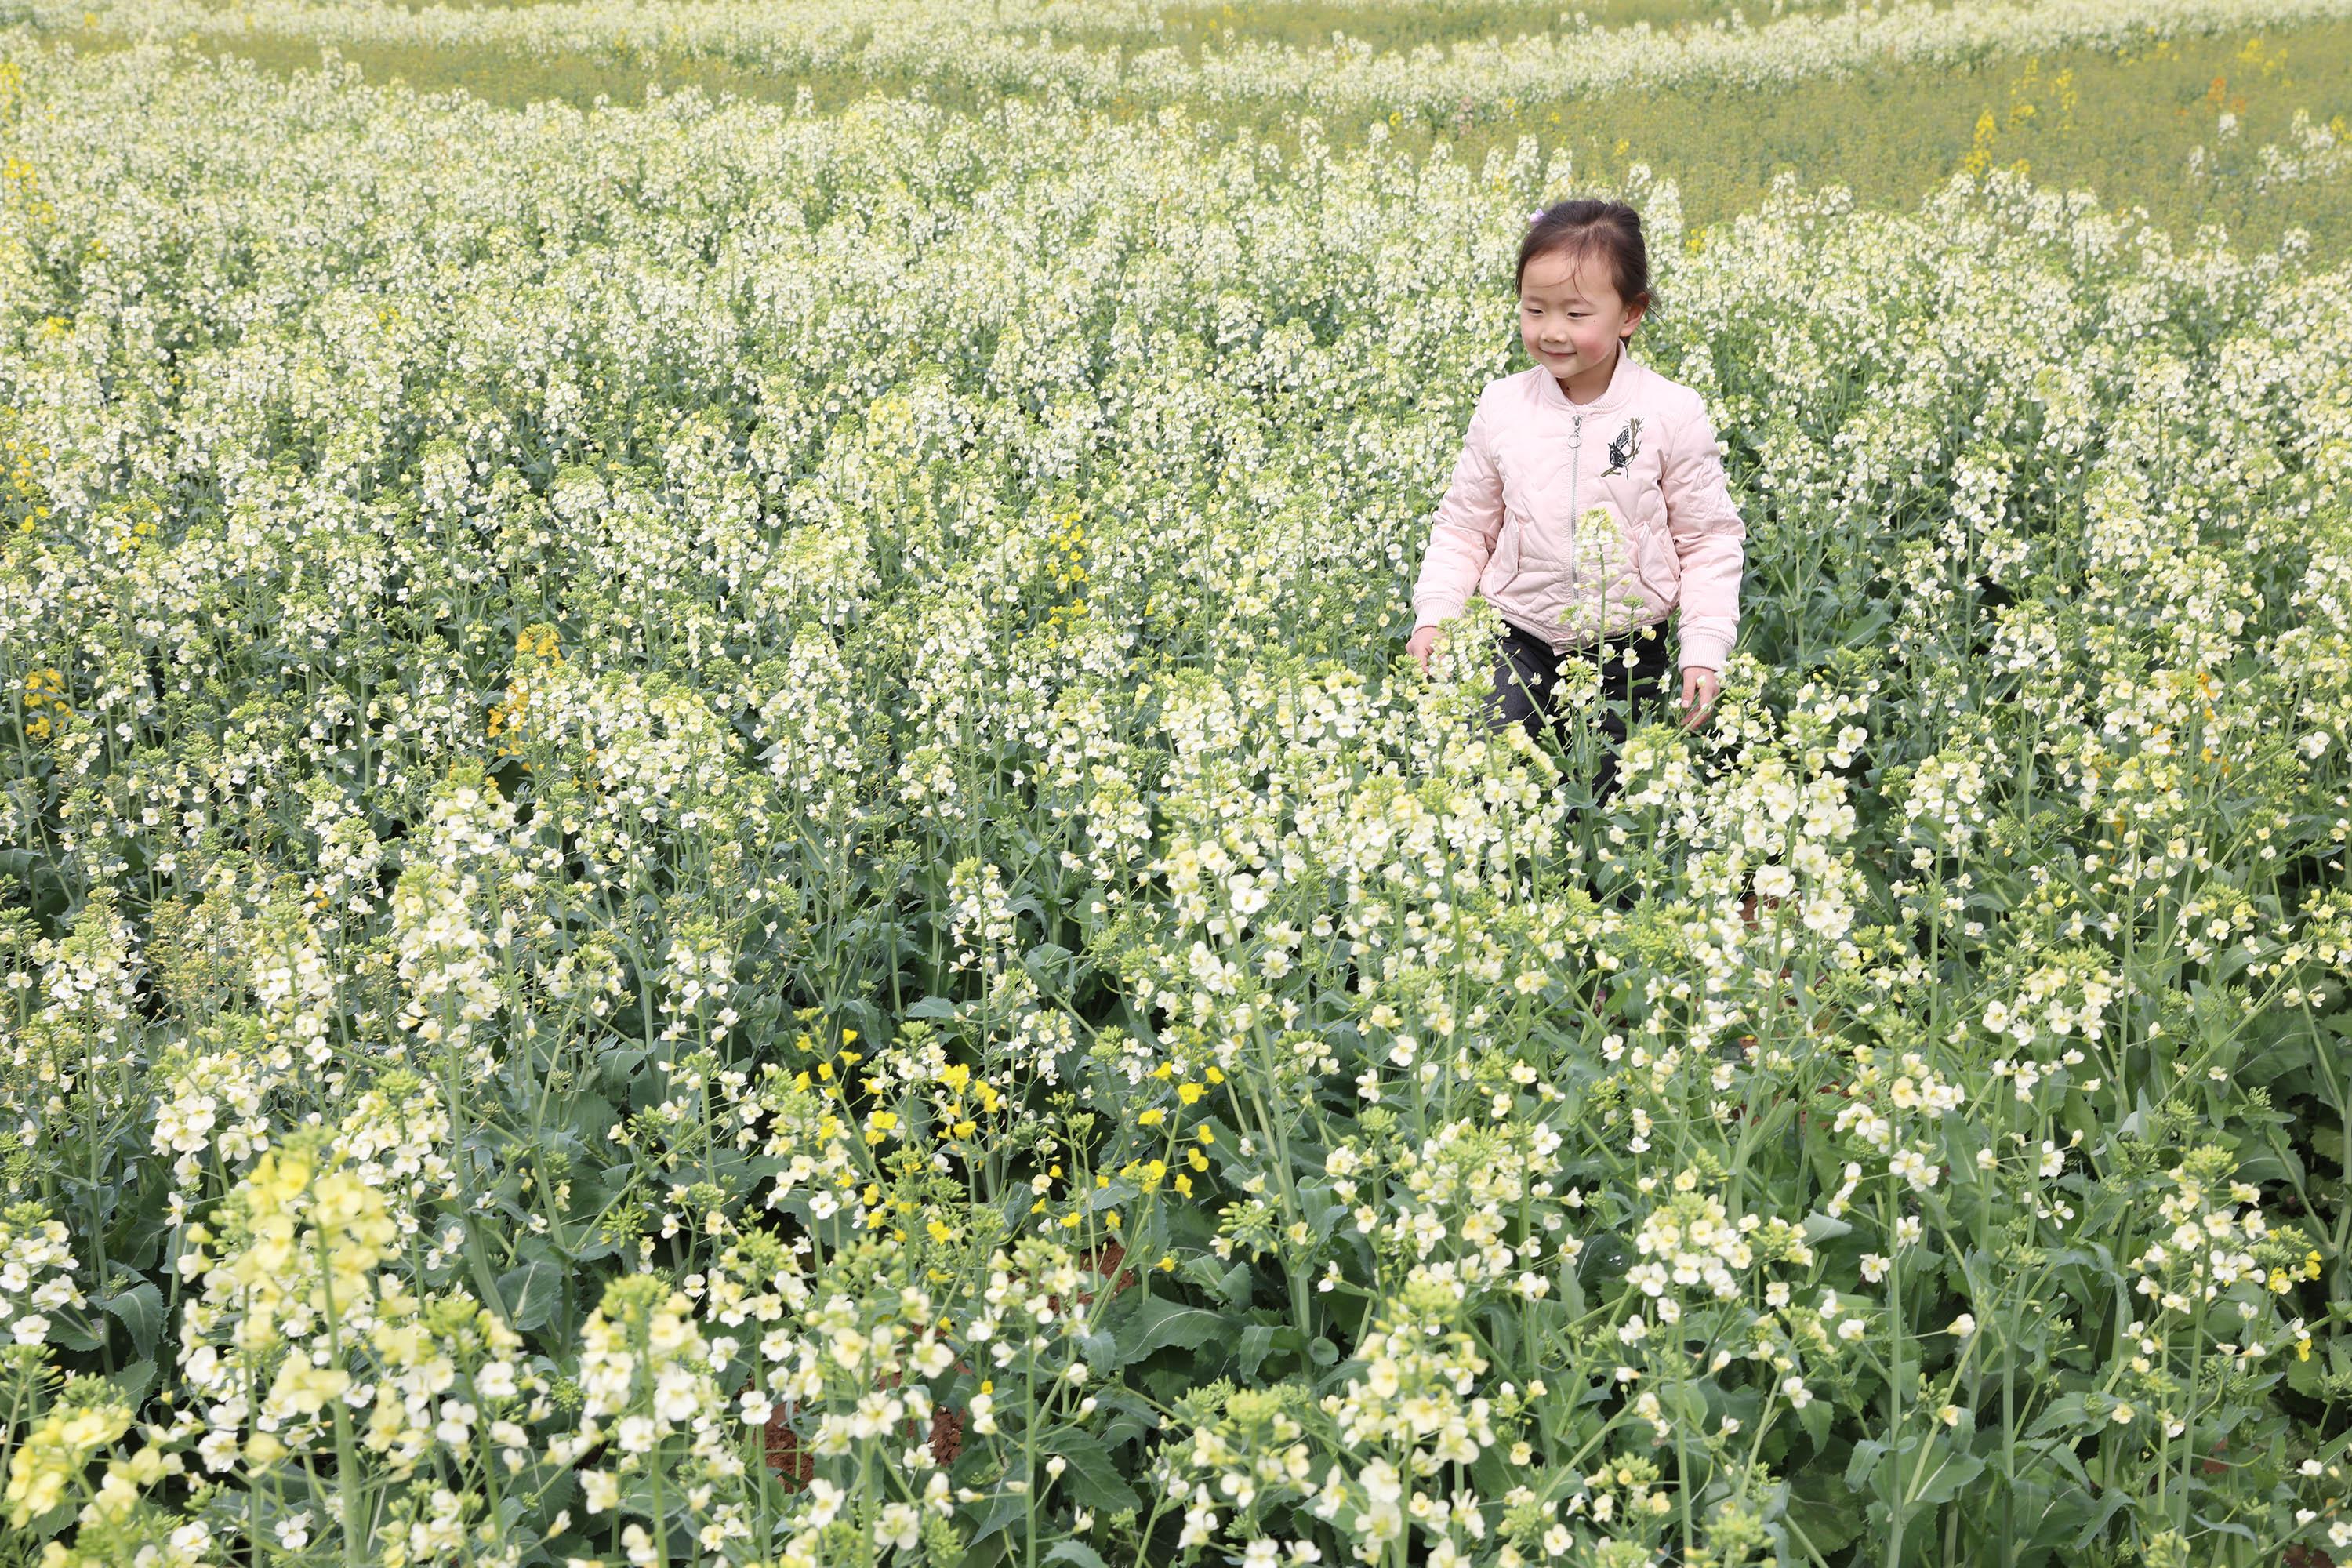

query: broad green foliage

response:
[0,6,2350,1568]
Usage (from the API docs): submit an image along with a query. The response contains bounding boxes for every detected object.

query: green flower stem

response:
[1885,1176,1906,1568]
[2002,1291,2020,1568]
[1243,1021,1315,1339]
[2180,1282,2209,1537]
[1023,1332,1039,1568]
[1900,1330,1978,1512]
[314,1218,367,1568]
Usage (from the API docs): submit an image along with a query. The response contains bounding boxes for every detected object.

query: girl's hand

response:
[1679,666,1720,729]
[1407,624,1446,675]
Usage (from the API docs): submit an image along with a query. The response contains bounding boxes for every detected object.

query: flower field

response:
[3,5,2352,1566]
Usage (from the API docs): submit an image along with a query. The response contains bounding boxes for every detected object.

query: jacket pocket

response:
[1608,492,1669,617]
[1479,508,1525,597]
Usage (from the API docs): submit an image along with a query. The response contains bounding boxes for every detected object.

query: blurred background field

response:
[35,1,2352,256]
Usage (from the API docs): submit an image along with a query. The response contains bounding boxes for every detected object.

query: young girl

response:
[1406,198,1746,808]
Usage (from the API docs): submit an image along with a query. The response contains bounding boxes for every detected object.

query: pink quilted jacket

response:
[1409,342,1746,673]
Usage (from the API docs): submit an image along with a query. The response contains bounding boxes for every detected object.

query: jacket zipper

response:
[1565,410,1583,585]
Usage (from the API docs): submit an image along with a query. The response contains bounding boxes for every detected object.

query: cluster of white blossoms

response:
[1679,735,1867,949]
[1624,1165,1815,1322]
[2131,1145,2318,1321]
[0,1203,84,1349]
[1322,1315,1499,1544]
[754,626,876,819]
[148,1022,284,1185]
[570,1274,755,1555]
[1893,739,1994,866]
[390,860,511,1069]
[1979,944,2122,1064]
[173,1136,425,1477]
[944,856,1019,978]
[332,1072,456,1210]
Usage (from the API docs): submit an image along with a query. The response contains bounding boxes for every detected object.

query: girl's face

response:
[1518,245,1646,395]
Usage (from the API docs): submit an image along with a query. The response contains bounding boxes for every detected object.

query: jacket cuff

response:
[1676,630,1732,673]
[1411,600,1465,634]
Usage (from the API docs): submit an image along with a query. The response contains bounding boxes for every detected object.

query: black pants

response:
[1483,617,1674,808]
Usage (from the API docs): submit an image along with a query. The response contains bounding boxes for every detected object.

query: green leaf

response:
[1022,942,1074,982]
[1784,1454,1865,1557]
[1238,1324,1278,1381]
[1081,1180,1133,1218]
[906,996,960,1020]
[1844,1437,1891,1500]
[1215,1260,1254,1309]
[1080,1329,1123,1376]
[1796,1391,1831,1451]
[499,1258,566,1334]
[2067,1486,2132,1548]
[107,1359,157,1408]
[1116,1292,1225,1362]
[101,1281,163,1361]
[1043,1432,1140,1516]
[965,1487,1026,1548]
[1091,1388,1161,1450]
[958,1537,1013,1568]
[1479,1301,1520,1365]
[1044,1544,1111,1568]
[1907,1446,1985,1508]
[2026,1393,2090,1440]
[46,1314,103,1353]
[16,1495,73,1546]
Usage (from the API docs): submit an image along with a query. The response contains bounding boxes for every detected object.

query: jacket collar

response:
[1535,337,1639,416]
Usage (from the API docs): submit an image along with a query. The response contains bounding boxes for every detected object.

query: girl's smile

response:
[1519,246,1647,403]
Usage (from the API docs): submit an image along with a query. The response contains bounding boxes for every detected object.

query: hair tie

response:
[1526,206,1546,226]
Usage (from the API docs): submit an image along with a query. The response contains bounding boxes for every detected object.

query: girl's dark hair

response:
[1516,198,1651,314]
